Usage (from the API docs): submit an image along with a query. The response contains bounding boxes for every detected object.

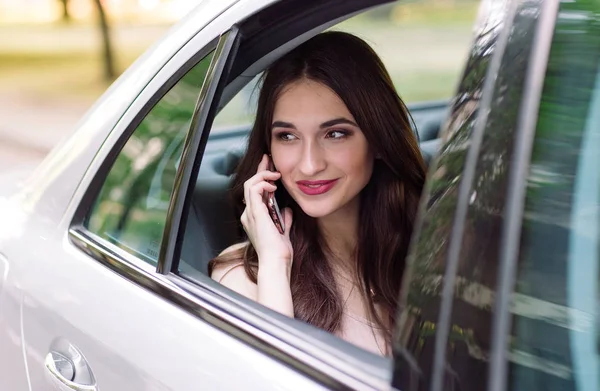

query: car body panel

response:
[14,234,327,390]
[0,1,331,390]
[0,250,31,391]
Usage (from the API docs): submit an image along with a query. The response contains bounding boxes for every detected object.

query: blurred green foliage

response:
[86,52,214,263]
[0,1,479,108]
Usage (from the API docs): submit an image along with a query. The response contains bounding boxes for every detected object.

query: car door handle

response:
[45,342,98,391]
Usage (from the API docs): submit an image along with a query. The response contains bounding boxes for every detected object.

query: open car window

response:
[183,0,479,273]
[175,0,478,375]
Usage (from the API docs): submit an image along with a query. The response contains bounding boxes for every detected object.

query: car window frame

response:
[157,26,241,273]
[69,38,220,274]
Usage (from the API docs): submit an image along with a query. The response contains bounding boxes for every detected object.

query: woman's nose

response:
[298,142,326,177]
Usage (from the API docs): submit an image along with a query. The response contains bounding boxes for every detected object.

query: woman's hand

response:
[241,154,294,270]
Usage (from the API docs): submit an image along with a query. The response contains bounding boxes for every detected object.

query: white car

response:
[2,0,599,389]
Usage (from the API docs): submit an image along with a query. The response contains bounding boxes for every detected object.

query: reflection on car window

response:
[430,1,542,389]
[510,2,600,389]
[85,51,215,264]
[391,0,511,387]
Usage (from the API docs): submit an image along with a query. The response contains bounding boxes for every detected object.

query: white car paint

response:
[0,0,333,389]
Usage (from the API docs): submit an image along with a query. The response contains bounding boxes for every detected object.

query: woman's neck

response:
[317,197,360,273]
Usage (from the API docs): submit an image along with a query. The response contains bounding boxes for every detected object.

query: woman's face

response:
[270,78,374,219]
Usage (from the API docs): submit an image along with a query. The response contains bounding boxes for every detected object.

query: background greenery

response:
[0,1,479,107]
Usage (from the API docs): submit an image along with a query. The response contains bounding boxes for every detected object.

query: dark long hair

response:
[209,31,426,348]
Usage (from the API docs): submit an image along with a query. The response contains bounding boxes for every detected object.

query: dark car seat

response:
[180,149,242,273]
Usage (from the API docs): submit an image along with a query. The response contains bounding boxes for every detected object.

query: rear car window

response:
[85,52,215,264]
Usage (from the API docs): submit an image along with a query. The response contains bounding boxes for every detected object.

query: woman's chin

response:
[295,200,337,219]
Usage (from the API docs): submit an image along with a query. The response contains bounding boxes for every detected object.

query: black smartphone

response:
[263,157,285,234]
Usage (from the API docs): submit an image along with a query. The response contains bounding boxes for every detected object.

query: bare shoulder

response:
[211,242,257,300]
[219,241,249,257]
[210,241,248,279]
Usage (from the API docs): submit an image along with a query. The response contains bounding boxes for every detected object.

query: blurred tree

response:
[92,0,116,80]
[58,0,71,22]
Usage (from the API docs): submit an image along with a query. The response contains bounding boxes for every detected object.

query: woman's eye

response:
[277,132,297,141]
[326,130,348,139]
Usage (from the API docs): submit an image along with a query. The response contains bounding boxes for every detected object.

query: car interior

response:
[178,0,449,276]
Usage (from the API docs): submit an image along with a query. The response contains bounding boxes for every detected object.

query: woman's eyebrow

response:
[271,118,358,129]
[320,117,358,128]
[272,121,296,129]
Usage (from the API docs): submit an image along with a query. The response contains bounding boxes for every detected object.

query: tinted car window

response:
[394,3,507,389]
[433,0,543,389]
[85,52,215,264]
[395,1,556,390]
[509,2,600,389]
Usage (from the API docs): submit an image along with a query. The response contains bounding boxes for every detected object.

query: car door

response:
[433,0,600,390]
[9,2,333,390]
[389,0,561,389]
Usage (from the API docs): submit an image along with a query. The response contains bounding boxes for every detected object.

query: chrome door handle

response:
[44,339,98,391]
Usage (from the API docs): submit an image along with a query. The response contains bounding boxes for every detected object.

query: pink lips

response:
[296,179,339,195]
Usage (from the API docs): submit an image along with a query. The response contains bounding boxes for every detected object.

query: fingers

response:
[243,160,280,205]
[243,169,280,198]
[245,170,281,188]
[256,154,269,173]
[242,180,276,223]
[247,181,277,214]
[240,154,284,235]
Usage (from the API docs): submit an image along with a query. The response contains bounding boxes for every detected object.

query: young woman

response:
[209,31,426,356]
